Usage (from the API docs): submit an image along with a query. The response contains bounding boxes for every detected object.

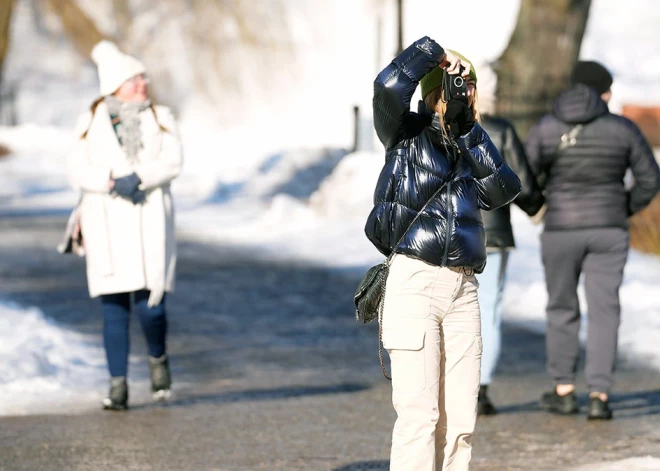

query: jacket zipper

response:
[442,180,453,266]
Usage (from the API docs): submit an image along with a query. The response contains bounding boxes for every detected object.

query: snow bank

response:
[0,300,106,415]
[0,125,78,213]
[504,207,660,370]
[176,148,382,268]
[221,147,660,372]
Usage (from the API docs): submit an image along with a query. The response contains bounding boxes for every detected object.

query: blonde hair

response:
[424,83,481,141]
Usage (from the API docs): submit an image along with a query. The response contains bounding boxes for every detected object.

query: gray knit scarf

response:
[105,96,151,164]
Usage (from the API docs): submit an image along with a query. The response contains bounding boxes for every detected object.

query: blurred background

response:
[0,1,659,469]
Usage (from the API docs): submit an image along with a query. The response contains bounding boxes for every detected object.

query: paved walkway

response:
[0,215,659,471]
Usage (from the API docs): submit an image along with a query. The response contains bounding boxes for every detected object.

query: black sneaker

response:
[540,389,579,415]
[148,355,172,401]
[102,377,128,411]
[587,396,613,420]
[477,385,497,416]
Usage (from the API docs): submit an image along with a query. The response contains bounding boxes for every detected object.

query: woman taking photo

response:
[365,37,521,470]
[67,41,182,410]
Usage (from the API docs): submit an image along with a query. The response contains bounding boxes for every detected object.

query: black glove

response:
[132,190,147,205]
[112,173,141,198]
[444,98,475,138]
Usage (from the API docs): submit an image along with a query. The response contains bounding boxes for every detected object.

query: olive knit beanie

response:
[420,50,477,100]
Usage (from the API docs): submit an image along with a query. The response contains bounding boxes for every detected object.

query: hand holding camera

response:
[441,57,474,138]
[440,51,472,80]
[445,99,474,138]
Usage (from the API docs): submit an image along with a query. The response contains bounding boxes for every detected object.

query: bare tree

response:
[42,0,105,57]
[112,0,132,41]
[0,0,14,78]
[494,0,592,137]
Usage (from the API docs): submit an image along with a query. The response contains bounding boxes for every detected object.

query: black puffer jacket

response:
[365,37,522,273]
[526,84,660,230]
[481,116,545,248]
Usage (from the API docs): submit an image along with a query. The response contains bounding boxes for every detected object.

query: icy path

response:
[1,215,659,470]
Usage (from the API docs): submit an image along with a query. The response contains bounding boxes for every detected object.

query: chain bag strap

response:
[357,139,459,380]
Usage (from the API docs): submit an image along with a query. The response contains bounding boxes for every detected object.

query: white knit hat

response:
[91,40,146,96]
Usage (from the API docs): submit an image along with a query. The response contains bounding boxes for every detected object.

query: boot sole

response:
[587,413,613,420]
[102,399,128,411]
[152,389,172,402]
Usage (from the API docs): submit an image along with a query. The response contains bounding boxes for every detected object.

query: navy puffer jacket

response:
[365,37,522,273]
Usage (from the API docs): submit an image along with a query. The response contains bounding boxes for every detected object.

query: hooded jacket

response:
[365,37,522,273]
[526,84,660,231]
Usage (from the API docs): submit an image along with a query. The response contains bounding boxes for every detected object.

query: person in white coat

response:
[67,41,182,410]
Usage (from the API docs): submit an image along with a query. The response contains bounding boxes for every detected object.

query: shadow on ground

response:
[334,461,389,471]
[0,216,383,389]
[131,382,369,411]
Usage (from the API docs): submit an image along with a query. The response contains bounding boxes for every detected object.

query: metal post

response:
[353,105,360,153]
[396,0,403,54]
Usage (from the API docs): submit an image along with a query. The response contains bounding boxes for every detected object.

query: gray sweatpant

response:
[541,228,629,394]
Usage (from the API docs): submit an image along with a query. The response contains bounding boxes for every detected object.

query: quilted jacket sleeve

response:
[503,121,545,216]
[373,36,445,150]
[524,119,548,189]
[626,120,660,215]
[457,123,522,211]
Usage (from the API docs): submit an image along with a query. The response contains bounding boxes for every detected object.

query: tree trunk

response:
[112,0,132,41]
[43,0,105,58]
[0,0,14,78]
[494,0,592,138]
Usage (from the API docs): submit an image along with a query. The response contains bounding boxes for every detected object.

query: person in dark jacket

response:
[477,114,545,415]
[366,37,521,471]
[526,60,660,420]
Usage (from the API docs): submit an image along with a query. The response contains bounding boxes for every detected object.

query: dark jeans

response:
[101,290,167,378]
[541,228,628,394]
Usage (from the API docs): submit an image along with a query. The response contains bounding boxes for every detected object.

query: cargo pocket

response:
[383,328,426,394]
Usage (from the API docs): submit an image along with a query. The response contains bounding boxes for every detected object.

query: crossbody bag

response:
[354,152,456,379]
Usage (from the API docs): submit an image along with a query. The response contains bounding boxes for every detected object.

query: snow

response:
[1,0,660,415]
[0,300,107,415]
[504,207,660,370]
[0,125,78,213]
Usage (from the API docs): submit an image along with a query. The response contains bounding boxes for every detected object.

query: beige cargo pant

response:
[382,255,482,471]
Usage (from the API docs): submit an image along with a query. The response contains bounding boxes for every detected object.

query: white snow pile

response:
[572,456,660,471]
[0,300,107,415]
[503,207,660,370]
[175,148,383,268]
[0,125,78,212]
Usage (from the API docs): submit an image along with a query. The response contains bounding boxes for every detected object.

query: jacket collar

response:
[418,99,447,135]
[430,112,444,132]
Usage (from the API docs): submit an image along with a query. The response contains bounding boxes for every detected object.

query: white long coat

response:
[68,102,182,306]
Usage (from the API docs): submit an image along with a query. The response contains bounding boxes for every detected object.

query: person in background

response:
[367,37,521,470]
[526,60,660,420]
[67,41,183,410]
[477,108,545,415]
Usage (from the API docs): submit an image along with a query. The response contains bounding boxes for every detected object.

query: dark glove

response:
[444,98,475,138]
[132,190,147,205]
[112,173,141,198]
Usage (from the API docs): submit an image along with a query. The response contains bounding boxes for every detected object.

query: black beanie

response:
[570,61,613,95]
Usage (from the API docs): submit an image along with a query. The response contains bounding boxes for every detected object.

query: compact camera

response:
[443,66,468,102]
